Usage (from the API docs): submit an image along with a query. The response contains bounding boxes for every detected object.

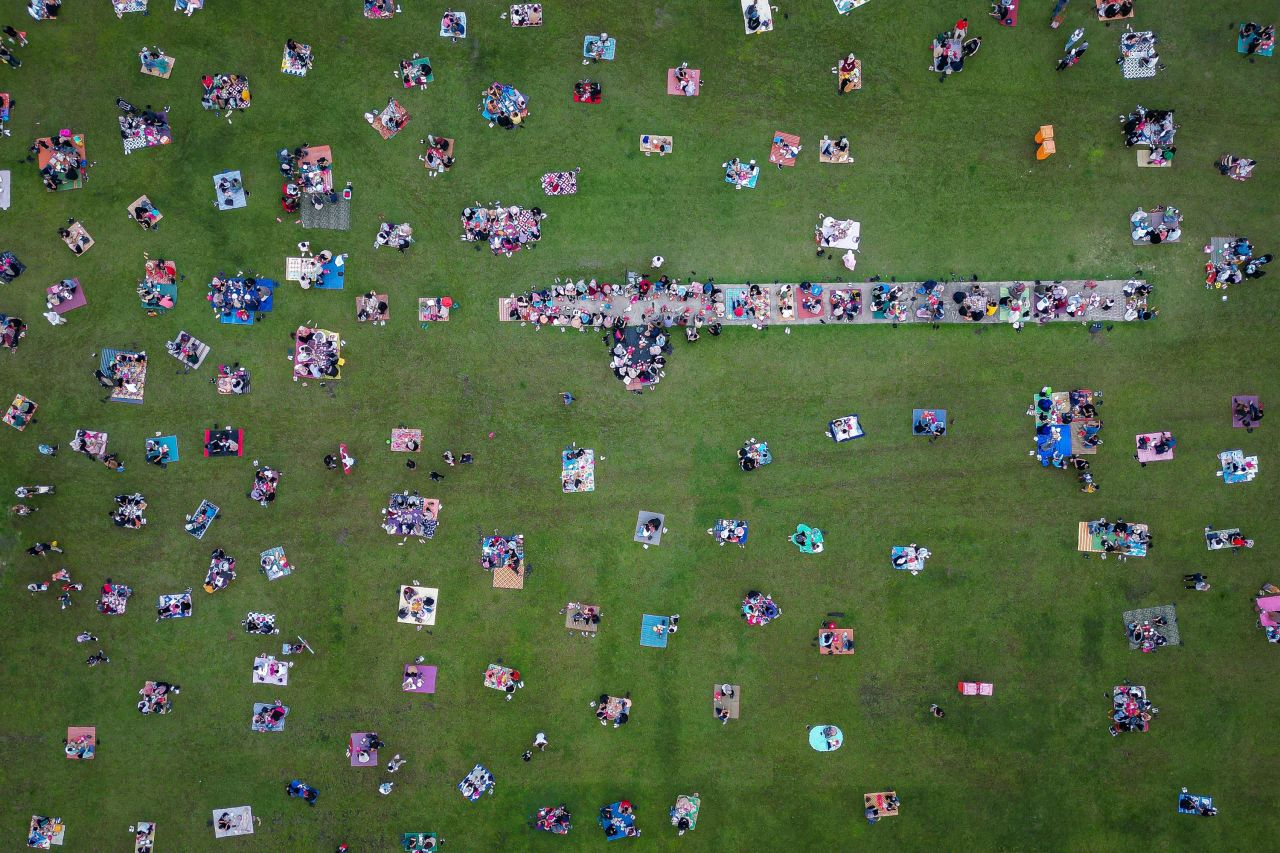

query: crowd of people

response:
[292,326,342,380]
[1110,683,1155,735]
[109,493,147,528]
[722,157,759,189]
[931,19,982,78]
[1216,153,1257,182]
[419,134,454,175]
[143,435,175,468]
[1118,27,1161,73]
[1088,518,1152,558]
[398,54,432,89]
[282,39,313,75]
[138,680,179,715]
[1239,22,1275,57]
[382,491,439,538]
[480,533,524,574]
[201,73,251,112]
[118,104,171,151]
[35,131,89,190]
[0,250,25,283]
[278,145,333,212]
[534,805,571,834]
[737,438,771,471]
[479,81,528,128]
[45,277,78,310]
[1130,206,1181,244]
[209,276,272,322]
[460,203,542,255]
[204,548,237,592]
[1206,236,1271,292]
[741,591,780,626]
[1121,104,1176,149]
[1128,614,1173,654]
[249,466,280,506]
[374,221,414,252]
[96,580,132,615]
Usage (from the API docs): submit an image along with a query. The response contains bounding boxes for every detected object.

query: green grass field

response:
[2,0,1278,849]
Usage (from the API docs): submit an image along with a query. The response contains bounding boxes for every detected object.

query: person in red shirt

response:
[954,17,968,38]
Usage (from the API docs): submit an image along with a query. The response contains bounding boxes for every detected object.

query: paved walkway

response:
[498,278,1152,328]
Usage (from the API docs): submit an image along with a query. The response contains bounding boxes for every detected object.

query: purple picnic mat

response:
[402,664,437,693]
[349,732,378,766]
[1232,396,1261,428]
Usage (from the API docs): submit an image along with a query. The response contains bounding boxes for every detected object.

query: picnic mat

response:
[667,67,700,96]
[820,627,855,655]
[390,428,422,451]
[541,170,578,196]
[1232,395,1261,428]
[1123,604,1181,649]
[565,603,600,633]
[301,197,351,230]
[397,585,437,624]
[212,171,247,209]
[634,511,664,545]
[769,131,800,166]
[639,614,670,648]
[47,279,86,314]
[712,684,741,718]
[101,348,147,404]
[1135,432,1174,463]
[402,664,437,693]
[492,565,525,589]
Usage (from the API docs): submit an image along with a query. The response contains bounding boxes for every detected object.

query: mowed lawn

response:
[1,0,1278,850]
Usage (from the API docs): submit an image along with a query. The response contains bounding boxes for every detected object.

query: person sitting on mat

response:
[820,135,850,159]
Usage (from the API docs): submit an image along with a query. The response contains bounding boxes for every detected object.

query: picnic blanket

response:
[260,546,292,580]
[1123,604,1180,649]
[402,664,437,693]
[542,170,579,196]
[562,447,595,492]
[828,414,865,442]
[213,170,247,209]
[667,67,701,96]
[769,132,801,167]
[100,349,147,404]
[211,806,254,836]
[396,584,437,625]
[1218,449,1258,484]
[390,428,423,452]
[3,394,36,430]
[156,591,192,620]
[185,500,218,539]
[640,614,671,648]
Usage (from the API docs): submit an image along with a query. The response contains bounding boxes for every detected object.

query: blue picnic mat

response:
[147,434,179,463]
[639,614,670,648]
[213,170,248,210]
[315,257,344,289]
